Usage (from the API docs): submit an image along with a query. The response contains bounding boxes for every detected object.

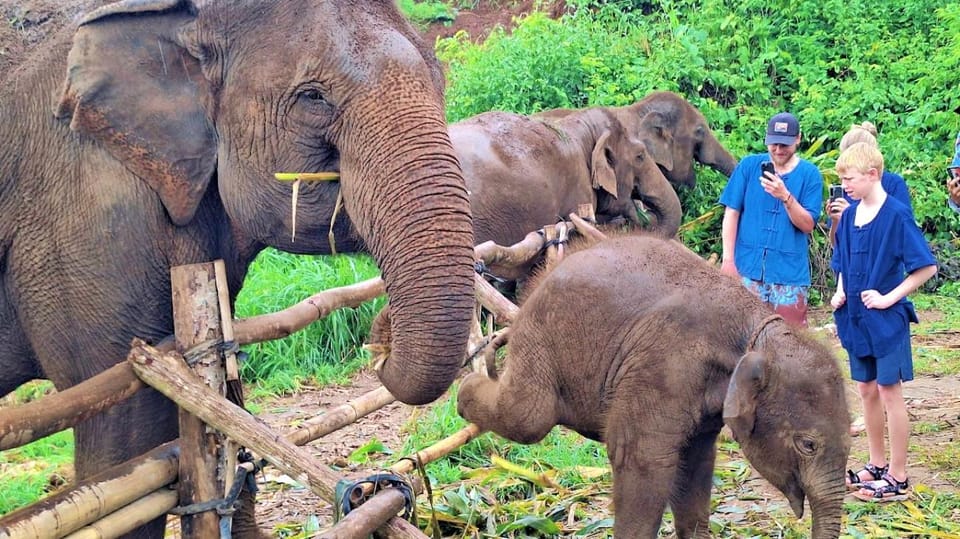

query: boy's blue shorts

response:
[849,331,914,385]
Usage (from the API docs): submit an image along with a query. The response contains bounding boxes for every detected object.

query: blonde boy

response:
[831,142,937,502]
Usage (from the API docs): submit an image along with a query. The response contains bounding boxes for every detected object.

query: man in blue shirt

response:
[719,112,823,326]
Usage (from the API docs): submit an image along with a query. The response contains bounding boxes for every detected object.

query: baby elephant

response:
[458,234,851,538]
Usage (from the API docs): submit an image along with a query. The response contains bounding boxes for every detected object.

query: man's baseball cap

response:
[765,112,800,145]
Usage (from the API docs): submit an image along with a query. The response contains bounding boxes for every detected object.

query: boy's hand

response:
[831,289,846,309]
[860,289,894,310]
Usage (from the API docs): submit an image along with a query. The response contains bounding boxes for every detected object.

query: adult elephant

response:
[0,0,474,536]
[537,91,738,188]
[452,108,681,270]
[459,234,850,538]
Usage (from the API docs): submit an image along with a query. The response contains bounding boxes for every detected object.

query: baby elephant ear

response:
[54,1,216,226]
[590,130,619,198]
[723,351,767,438]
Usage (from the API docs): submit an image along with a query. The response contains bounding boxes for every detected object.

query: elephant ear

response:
[723,351,768,438]
[54,0,216,226]
[590,130,619,198]
[639,111,675,172]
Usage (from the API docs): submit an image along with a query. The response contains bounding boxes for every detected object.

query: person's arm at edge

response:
[720,206,740,278]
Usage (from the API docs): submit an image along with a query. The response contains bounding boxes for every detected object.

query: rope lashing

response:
[169,450,263,538]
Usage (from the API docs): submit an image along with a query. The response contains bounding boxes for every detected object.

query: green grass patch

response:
[0,430,74,514]
[234,249,385,395]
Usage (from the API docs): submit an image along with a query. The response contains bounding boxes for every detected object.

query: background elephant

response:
[451,107,681,276]
[537,91,738,188]
[458,234,850,538]
[0,0,475,535]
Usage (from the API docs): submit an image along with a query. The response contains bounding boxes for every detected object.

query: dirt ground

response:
[3,1,959,537]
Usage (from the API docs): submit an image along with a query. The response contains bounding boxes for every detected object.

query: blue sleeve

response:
[719,155,754,211]
[797,162,824,223]
[898,211,937,274]
[830,209,848,275]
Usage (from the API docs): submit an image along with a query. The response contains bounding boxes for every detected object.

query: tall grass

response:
[233,249,386,394]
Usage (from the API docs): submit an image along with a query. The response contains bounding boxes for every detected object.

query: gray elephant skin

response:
[458,234,850,538]
[537,91,738,188]
[452,107,681,278]
[0,0,475,536]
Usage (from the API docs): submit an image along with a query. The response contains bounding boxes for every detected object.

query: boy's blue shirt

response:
[831,196,937,359]
[719,154,823,286]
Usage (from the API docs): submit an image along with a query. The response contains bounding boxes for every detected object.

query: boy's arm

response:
[861,265,938,310]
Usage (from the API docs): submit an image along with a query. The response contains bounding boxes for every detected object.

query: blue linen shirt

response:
[830,196,936,359]
[719,153,823,286]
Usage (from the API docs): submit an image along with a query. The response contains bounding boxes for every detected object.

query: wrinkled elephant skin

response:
[0,1,474,536]
[452,107,681,279]
[537,91,738,188]
[458,234,850,538]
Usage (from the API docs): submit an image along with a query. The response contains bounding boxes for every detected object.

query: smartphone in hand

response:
[829,185,844,201]
[761,161,775,177]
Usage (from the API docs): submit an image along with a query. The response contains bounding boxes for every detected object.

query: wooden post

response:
[60,489,178,539]
[170,262,229,538]
[577,203,596,222]
[543,224,559,269]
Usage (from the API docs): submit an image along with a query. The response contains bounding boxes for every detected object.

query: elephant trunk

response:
[806,475,846,538]
[699,133,738,178]
[637,180,682,238]
[339,96,475,406]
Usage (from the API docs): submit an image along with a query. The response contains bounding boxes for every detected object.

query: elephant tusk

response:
[275,172,341,182]
[274,172,341,181]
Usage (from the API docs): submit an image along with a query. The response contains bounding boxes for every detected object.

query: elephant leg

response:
[457,371,559,445]
[74,389,178,538]
[668,431,719,538]
[605,410,679,538]
[0,289,43,397]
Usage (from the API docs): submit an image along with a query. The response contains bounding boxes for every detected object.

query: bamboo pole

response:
[319,489,417,539]
[128,342,343,500]
[60,489,178,539]
[473,230,545,275]
[0,442,178,539]
[0,363,142,451]
[233,276,385,345]
[285,386,396,447]
[171,262,228,538]
[568,212,608,242]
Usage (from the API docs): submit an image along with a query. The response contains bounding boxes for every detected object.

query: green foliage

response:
[0,430,74,514]
[398,0,457,28]
[441,0,960,281]
[233,250,385,394]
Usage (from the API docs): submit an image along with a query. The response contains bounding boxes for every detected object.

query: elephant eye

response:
[299,87,328,103]
[794,434,818,456]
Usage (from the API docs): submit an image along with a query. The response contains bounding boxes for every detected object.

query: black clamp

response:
[334,473,417,523]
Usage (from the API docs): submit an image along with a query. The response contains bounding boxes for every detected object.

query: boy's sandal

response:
[851,472,910,503]
[845,462,887,491]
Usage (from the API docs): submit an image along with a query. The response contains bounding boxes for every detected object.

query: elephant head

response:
[617,91,738,188]
[587,118,682,237]
[724,343,851,539]
[54,0,475,405]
